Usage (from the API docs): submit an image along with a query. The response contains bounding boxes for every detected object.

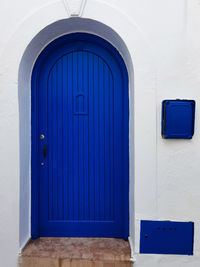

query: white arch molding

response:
[0,0,157,263]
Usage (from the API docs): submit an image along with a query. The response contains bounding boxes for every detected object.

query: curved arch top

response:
[32,32,128,81]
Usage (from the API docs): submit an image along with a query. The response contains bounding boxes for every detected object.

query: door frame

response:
[31,33,129,239]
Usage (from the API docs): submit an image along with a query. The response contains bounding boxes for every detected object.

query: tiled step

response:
[19,238,132,267]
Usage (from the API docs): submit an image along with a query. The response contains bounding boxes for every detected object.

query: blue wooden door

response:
[31,33,129,239]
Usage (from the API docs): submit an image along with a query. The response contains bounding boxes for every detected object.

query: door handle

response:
[43,144,47,158]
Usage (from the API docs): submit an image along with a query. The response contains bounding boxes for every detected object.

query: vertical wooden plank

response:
[122,68,129,239]
[67,53,74,220]
[109,74,114,220]
[57,58,63,220]
[62,55,68,220]
[40,59,48,225]
[88,53,95,221]
[104,65,110,220]
[83,51,89,220]
[99,58,105,220]
[47,72,53,220]
[77,51,84,220]
[114,68,123,225]
[52,65,58,220]
[93,55,100,220]
[73,52,79,220]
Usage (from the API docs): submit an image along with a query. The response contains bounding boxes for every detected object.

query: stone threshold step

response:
[19,238,132,267]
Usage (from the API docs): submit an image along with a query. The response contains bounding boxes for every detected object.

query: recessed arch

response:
[18,17,135,249]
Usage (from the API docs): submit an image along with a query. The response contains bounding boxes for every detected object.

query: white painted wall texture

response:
[0,0,200,266]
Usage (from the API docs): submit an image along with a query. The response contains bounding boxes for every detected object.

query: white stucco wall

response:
[0,0,200,266]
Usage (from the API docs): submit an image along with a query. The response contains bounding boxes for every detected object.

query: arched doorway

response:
[31,33,129,239]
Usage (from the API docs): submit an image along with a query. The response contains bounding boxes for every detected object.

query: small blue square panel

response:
[140,220,194,255]
[162,100,195,139]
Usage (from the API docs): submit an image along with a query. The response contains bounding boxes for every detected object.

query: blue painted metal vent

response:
[162,99,195,139]
[140,220,194,255]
